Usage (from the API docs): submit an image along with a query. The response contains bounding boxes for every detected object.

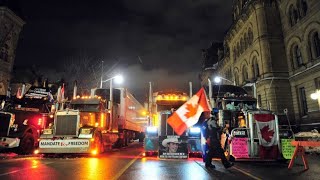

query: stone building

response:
[278,0,320,130]
[0,0,24,96]
[200,0,320,130]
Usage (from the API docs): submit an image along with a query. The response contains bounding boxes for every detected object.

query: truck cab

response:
[0,87,54,154]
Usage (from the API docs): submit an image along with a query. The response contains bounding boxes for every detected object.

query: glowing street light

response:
[214,76,235,85]
[310,90,320,100]
[311,90,320,110]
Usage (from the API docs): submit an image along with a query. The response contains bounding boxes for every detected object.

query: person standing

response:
[221,121,230,151]
[202,111,234,169]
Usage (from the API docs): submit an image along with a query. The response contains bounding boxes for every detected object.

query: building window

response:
[252,57,260,79]
[248,28,253,45]
[315,77,320,89]
[294,45,303,67]
[242,65,248,83]
[299,87,308,116]
[258,95,262,108]
[312,32,320,58]
[298,0,308,17]
[240,38,244,54]
[226,68,232,81]
[244,33,248,50]
[289,5,299,26]
[0,48,8,62]
[234,73,239,86]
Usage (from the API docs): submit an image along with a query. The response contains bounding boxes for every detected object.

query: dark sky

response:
[15,0,233,102]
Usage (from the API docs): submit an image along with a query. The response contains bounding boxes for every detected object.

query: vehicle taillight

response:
[38,118,42,126]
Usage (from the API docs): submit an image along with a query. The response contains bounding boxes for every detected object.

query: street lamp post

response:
[208,78,214,108]
[100,75,123,131]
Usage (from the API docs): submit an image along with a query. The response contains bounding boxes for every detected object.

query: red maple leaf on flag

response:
[184,103,198,119]
[260,125,274,142]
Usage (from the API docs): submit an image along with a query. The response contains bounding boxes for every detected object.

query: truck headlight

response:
[146,126,158,136]
[80,128,92,134]
[190,127,201,134]
[43,129,53,134]
[189,127,201,137]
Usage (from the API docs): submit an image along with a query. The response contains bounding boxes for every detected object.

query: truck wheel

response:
[17,133,35,155]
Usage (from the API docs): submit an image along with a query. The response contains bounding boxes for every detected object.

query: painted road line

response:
[112,152,142,180]
[233,166,262,180]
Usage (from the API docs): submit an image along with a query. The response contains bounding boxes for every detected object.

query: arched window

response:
[237,42,240,57]
[240,38,245,53]
[244,33,248,49]
[312,32,320,58]
[289,5,299,26]
[298,0,308,17]
[226,68,232,80]
[242,65,248,83]
[234,72,239,86]
[0,44,9,62]
[293,45,303,67]
[248,28,253,45]
[252,57,260,79]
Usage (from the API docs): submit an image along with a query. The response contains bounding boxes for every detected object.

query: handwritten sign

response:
[281,139,295,159]
[231,138,249,158]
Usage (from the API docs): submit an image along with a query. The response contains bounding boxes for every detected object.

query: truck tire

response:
[17,133,35,155]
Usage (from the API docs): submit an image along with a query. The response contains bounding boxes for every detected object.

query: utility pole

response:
[148,82,153,126]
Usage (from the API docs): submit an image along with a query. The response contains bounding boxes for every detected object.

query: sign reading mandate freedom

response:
[39,139,90,148]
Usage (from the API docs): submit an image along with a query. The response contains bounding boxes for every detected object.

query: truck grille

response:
[0,113,11,136]
[55,115,78,136]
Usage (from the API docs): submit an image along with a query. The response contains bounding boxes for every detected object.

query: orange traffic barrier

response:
[288,140,320,170]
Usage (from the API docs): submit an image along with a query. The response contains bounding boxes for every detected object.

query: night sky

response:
[14,0,233,102]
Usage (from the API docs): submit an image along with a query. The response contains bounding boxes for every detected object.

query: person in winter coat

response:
[202,111,234,169]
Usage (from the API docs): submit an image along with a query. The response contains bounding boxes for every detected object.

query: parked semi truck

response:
[204,84,293,161]
[0,86,55,154]
[37,88,148,155]
[144,90,203,158]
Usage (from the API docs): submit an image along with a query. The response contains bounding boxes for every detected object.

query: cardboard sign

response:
[281,139,295,159]
[231,137,249,158]
[159,136,188,159]
[39,139,90,148]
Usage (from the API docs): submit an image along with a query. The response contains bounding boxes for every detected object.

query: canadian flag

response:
[255,114,279,159]
[57,86,61,103]
[255,114,278,147]
[167,88,211,135]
